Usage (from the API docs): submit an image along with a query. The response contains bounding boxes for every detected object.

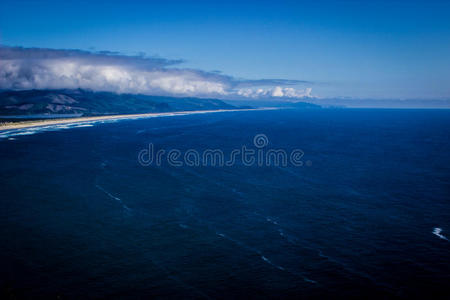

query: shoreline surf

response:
[0,108,274,131]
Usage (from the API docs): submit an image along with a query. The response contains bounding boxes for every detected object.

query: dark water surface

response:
[1,109,449,299]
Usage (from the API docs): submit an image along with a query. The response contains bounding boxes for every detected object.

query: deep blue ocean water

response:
[0,109,449,299]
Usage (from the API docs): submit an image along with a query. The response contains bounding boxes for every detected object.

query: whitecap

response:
[96,184,131,213]
[261,256,285,271]
[266,217,278,225]
[14,130,38,136]
[433,228,448,240]
[73,124,94,128]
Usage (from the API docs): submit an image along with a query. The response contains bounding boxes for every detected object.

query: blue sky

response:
[1,0,450,100]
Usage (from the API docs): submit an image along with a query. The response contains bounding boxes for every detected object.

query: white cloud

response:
[0,46,312,100]
[272,86,284,97]
[237,86,313,99]
[0,58,228,96]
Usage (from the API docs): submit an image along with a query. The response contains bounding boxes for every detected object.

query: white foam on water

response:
[260,254,316,284]
[73,124,94,128]
[214,225,317,284]
[433,228,448,240]
[261,256,285,271]
[0,121,98,140]
[14,130,38,136]
[303,277,318,284]
[216,231,296,277]
[96,184,132,213]
[266,217,278,225]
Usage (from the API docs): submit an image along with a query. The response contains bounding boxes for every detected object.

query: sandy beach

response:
[0,108,268,131]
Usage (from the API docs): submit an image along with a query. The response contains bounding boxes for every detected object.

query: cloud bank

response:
[0,46,313,100]
[237,86,312,99]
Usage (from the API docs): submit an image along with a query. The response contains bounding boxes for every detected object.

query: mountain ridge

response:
[0,89,238,116]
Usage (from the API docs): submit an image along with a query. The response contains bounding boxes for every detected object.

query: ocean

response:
[0,109,449,299]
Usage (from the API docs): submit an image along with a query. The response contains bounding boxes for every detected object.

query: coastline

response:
[0,108,272,131]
